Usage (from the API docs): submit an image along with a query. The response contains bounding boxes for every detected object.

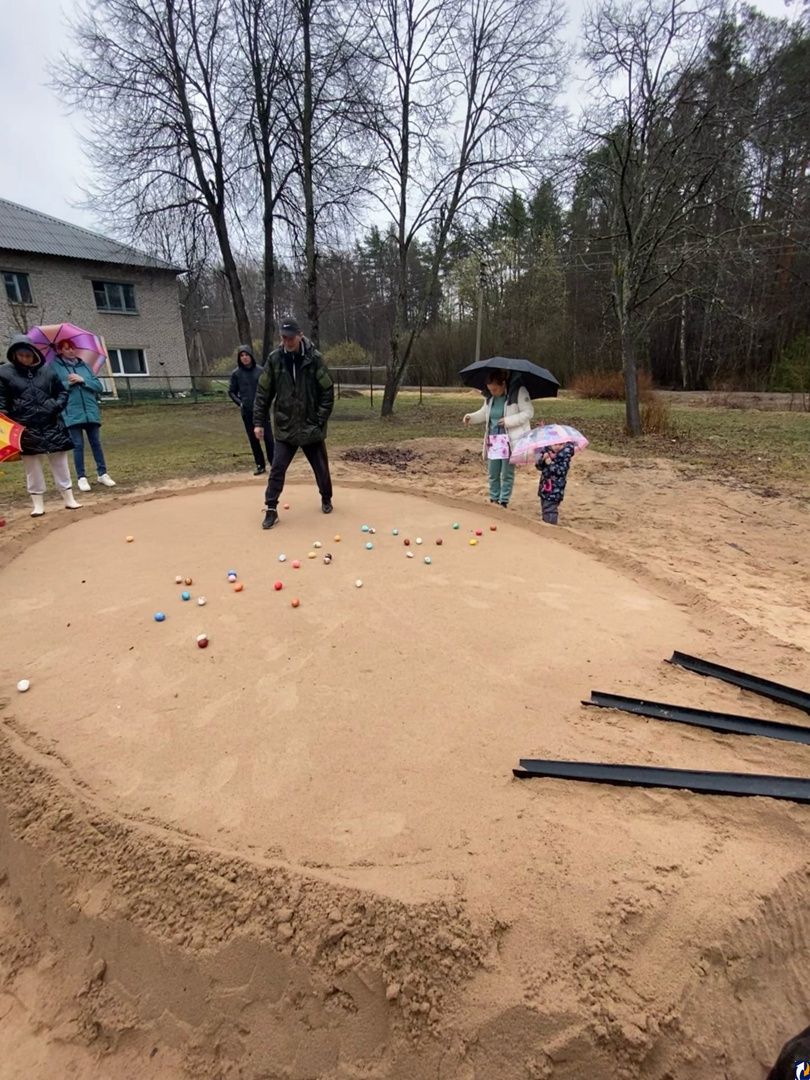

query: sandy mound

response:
[1,471,809,1078]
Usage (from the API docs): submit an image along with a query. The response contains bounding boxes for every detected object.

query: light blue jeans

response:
[488,458,514,505]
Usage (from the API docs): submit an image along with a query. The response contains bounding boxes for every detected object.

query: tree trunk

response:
[622,322,642,435]
[301,0,319,346]
[218,222,252,345]
[262,168,276,362]
[679,294,690,390]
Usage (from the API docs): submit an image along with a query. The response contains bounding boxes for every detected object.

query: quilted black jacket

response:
[0,335,73,455]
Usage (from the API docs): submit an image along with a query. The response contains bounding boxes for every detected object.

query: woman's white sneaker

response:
[77,476,91,492]
[97,474,116,487]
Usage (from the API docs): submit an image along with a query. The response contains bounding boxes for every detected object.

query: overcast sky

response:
[0,0,797,236]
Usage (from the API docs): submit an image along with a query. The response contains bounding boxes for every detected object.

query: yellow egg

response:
[126,536,134,543]
[308,551,317,559]
[469,538,478,546]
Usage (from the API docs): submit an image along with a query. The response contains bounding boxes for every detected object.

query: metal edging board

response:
[513,759,810,804]
[668,651,810,715]
[584,691,810,746]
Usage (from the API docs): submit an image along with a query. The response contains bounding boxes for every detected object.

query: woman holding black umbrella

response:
[463,368,533,507]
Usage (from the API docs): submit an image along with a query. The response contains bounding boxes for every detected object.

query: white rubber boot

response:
[30,494,45,517]
[61,488,82,510]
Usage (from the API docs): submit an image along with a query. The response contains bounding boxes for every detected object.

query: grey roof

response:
[0,198,181,273]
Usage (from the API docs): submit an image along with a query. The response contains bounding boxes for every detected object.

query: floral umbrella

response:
[0,412,24,464]
[27,323,108,375]
[509,424,589,465]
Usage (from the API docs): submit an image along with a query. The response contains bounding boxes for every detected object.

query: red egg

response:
[404,538,410,546]
[283,503,290,510]
[274,581,283,591]
[475,529,483,536]
[490,525,497,531]
[197,635,209,649]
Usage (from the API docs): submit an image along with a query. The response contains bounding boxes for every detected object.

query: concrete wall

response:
[0,250,190,390]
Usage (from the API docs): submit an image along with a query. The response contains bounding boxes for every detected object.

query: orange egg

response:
[184,577,193,586]
[233,582,244,592]
[291,598,300,608]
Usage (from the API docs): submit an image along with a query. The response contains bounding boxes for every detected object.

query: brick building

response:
[0,198,190,391]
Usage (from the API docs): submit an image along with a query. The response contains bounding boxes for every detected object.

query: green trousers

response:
[488,457,515,505]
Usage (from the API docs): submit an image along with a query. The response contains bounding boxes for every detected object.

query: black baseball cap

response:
[280,318,301,337]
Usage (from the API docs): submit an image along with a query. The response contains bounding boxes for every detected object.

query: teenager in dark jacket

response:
[228,344,273,474]
[0,335,82,516]
[534,441,575,525]
[253,318,334,530]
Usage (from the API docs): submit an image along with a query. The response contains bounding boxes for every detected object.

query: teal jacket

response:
[52,358,104,427]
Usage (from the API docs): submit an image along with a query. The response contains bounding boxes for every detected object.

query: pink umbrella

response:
[27,323,108,375]
[509,424,589,465]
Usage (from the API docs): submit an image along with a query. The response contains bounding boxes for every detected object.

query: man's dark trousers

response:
[242,411,274,470]
[264,440,332,507]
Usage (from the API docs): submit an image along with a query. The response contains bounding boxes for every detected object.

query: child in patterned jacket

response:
[535,442,575,524]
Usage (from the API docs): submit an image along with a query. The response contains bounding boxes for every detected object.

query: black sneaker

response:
[500,502,509,508]
[321,499,333,514]
[253,466,266,476]
[262,508,279,530]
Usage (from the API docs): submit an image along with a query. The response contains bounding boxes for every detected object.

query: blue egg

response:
[361,525,369,532]
[452,523,460,530]
[181,591,190,601]
[392,529,399,535]
[227,569,237,577]
[365,541,373,550]
[154,612,166,622]
[424,556,432,564]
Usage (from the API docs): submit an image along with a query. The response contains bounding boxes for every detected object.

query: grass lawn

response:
[1,392,808,508]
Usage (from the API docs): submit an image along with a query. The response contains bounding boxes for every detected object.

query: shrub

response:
[640,397,676,435]
[570,369,654,402]
[323,340,368,368]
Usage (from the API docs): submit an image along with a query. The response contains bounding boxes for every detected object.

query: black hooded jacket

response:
[228,345,264,414]
[0,335,73,455]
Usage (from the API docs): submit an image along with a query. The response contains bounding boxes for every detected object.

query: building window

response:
[93,280,137,313]
[108,348,148,376]
[3,271,33,304]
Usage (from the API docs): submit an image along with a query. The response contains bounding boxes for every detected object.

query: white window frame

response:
[3,270,34,305]
[93,279,138,314]
[108,347,150,376]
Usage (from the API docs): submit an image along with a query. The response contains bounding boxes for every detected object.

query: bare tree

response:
[279,0,378,346]
[58,0,253,343]
[357,0,564,415]
[580,0,751,433]
[232,0,300,356]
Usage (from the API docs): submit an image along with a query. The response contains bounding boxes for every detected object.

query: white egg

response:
[415,538,423,545]
[197,597,206,606]
[355,579,363,588]
[314,541,322,549]
[16,679,30,692]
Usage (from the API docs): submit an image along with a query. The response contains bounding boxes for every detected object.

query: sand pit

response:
[2,476,810,1078]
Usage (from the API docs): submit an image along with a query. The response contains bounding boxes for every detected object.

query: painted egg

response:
[279,554,287,562]
[184,577,193,586]
[196,634,209,649]
[197,597,206,606]
[314,541,322,549]
[424,557,432,564]
[274,581,283,591]
[181,591,190,601]
[16,679,30,692]
[452,523,460,530]
[126,536,134,543]
[291,598,300,608]
[292,561,301,569]
[154,612,166,621]
[355,579,363,588]
[365,542,373,550]
[233,583,244,592]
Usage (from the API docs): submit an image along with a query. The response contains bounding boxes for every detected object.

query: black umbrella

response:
[459,357,560,400]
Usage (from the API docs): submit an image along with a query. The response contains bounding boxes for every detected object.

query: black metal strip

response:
[584,691,810,745]
[668,651,810,715]
[513,760,810,804]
